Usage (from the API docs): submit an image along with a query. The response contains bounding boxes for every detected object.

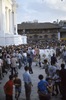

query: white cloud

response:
[44,0,66,11]
[16,0,66,23]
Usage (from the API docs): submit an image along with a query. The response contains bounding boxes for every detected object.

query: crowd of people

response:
[0,42,66,100]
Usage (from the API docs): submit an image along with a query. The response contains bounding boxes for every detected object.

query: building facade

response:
[0,0,22,46]
[59,20,66,40]
[18,22,60,46]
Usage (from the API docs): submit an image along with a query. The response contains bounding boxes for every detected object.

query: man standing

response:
[27,54,33,74]
[13,74,22,100]
[51,53,57,65]
[11,55,17,75]
[4,75,13,100]
[23,66,33,100]
[0,57,3,83]
[59,63,66,100]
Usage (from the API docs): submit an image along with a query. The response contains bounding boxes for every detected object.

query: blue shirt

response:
[23,71,32,84]
[38,80,48,93]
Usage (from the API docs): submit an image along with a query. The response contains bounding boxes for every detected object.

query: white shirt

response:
[7,58,11,64]
[53,74,61,82]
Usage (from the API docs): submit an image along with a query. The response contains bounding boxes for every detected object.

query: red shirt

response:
[4,80,13,95]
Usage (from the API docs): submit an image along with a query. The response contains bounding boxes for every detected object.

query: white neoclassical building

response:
[0,0,23,46]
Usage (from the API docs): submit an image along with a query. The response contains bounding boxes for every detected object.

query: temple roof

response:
[18,22,60,30]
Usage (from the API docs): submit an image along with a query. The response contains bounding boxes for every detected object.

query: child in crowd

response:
[13,74,22,100]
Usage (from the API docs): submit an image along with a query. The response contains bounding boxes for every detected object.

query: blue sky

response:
[16,0,66,24]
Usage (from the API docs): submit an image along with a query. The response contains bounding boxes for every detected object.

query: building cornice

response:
[12,0,18,12]
[6,0,13,5]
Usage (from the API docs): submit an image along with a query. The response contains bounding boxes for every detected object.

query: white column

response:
[12,11,14,34]
[12,11,17,35]
[0,0,5,36]
[7,8,9,32]
[0,1,2,31]
[12,1,18,35]
[0,0,6,46]
[13,11,18,35]
[9,9,12,34]
[9,9,10,33]
[5,7,9,33]
[9,9,11,33]
[5,7,7,32]
[9,9,13,33]
[58,32,60,40]
[5,7,13,34]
